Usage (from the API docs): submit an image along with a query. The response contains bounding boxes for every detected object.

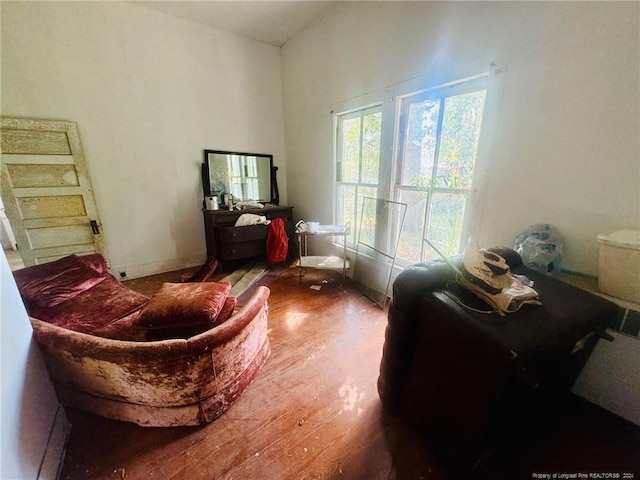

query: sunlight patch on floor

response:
[285,311,310,331]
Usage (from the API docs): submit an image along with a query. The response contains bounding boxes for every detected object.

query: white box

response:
[597,229,640,303]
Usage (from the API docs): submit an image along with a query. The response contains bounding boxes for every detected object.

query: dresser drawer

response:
[220,240,266,261]
[218,224,269,244]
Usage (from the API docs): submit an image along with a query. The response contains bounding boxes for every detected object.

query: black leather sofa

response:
[377,248,618,473]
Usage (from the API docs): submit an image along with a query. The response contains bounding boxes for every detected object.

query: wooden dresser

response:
[203,206,294,263]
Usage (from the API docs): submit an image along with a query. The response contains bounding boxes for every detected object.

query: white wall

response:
[1,251,69,479]
[282,1,640,275]
[1,1,287,278]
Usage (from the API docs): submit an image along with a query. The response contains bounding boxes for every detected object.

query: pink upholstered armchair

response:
[13,254,270,427]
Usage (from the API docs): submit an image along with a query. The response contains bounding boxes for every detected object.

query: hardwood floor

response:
[58,266,640,480]
[59,267,447,480]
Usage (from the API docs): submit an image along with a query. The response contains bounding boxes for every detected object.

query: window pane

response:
[400,99,440,187]
[337,183,356,226]
[395,189,428,264]
[358,195,377,249]
[435,90,486,189]
[357,186,378,225]
[340,117,361,183]
[361,112,381,184]
[425,192,466,260]
[353,197,407,271]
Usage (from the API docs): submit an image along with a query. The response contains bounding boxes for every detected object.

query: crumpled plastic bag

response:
[514,224,563,277]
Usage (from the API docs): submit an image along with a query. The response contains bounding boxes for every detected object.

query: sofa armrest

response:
[391,260,456,311]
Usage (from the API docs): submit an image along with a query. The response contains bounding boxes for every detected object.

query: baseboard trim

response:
[110,254,206,280]
[38,406,71,480]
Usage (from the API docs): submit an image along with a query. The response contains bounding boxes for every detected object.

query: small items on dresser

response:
[205,195,219,210]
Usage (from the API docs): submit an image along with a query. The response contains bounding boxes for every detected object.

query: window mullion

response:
[430,95,446,189]
[421,189,432,261]
[336,120,342,182]
[358,112,365,184]
[394,105,408,191]
[353,115,363,242]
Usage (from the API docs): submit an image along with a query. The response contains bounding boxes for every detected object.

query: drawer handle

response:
[231,249,236,255]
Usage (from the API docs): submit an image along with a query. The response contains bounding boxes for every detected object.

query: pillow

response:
[216,296,237,325]
[137,281,232,341]
[13,255,107,308]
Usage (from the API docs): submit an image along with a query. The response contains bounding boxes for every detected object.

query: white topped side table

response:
[295,224,350,285]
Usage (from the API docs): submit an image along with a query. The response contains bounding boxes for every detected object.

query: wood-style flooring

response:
[58,266,640,480]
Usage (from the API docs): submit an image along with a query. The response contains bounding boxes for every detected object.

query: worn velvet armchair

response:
[13,254,270,427]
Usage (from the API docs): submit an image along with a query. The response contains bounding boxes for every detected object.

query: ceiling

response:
[135,1,338,46]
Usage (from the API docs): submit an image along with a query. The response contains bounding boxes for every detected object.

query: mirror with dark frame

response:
[202,150,275,204]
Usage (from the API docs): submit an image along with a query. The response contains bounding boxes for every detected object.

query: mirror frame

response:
[202,149,274,204]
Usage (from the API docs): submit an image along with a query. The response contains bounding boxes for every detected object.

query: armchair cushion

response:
[13,254,106,308]
[137,281,232,340]
[29,277,148,333]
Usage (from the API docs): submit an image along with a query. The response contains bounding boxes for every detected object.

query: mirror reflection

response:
[204,150,272,203]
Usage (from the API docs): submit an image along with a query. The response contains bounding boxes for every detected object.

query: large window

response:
[335,105,382,246]
[395,82,486,263]
[335,73,492,263]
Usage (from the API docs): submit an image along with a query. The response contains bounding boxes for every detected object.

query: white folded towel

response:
[234,213,271,226]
